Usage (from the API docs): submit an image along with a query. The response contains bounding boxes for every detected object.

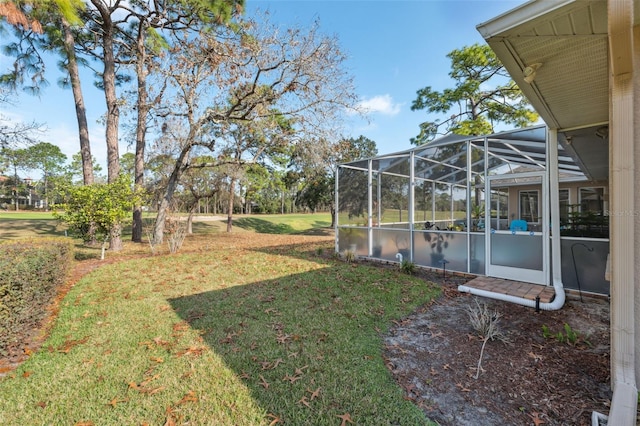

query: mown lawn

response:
[0,223,440,424]
[233,213,332,234]
[0,211,67,240]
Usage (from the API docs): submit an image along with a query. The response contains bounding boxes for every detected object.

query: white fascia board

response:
[476,0,576,39]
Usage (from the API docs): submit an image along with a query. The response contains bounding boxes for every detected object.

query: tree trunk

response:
[186,203,197,234]
[62,18,94,186]
[132,21,149,243]
[62,17,98,244]
[153,147,191,244]
[330,206,336,228]
[92,0,122,251]
[12,165,19,212]
[226,176,236,233]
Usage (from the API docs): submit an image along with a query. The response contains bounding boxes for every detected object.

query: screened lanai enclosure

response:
[336,125,610,296]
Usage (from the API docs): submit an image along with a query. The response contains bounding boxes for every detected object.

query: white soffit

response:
[477,0,608,131]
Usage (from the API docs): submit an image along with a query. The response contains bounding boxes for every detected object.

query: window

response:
[559,189,570,224]
[519,190,540,223]
[579,187,604,215]
[490,187,508,230]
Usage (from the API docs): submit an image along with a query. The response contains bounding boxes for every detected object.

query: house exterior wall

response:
[503,180,608,230]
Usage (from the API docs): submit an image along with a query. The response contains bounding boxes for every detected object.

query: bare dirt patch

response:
[384,278,612,426]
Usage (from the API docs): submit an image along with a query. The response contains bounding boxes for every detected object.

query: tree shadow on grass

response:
[168,264,436,425]
[233,217,297,234]
[190,220,226,234]
[0,219,67,240]
[231,217,333,236]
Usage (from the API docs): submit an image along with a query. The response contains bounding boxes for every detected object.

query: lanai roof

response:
[340,126,586,186]
[477,0,609,182]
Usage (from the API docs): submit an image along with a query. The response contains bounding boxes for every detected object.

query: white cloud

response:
[357,94,402,116]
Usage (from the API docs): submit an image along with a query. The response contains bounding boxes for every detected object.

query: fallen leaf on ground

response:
[175,346,205,357]
[106,397,128,408]
[58,336,89,353]
[259,375,269,389]
[153,337,171,347]
[298,396,310,407]
[456,382,471,392]
[336,413,354,425]
[294,365,308,375]
[129,381,165,395]
[530,412,546,426]
[276,334,291,344]
[139,374,160,387]
[176,390,198,405]
[172,322,189,332]
[267,413,281,425]
[528,352,543,361]
[283,373,302,384]
[164,406,180,426]
[307,387,321,400]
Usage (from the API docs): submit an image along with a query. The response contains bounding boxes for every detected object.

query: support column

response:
[548,128,561,288]
[368,159,373,256]
[607,0,637,423]
[409,152,415,261]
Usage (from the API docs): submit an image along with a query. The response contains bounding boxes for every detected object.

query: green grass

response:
[0,212,67,240]
[0,228,439,424]
[0,212,332,240]
[0,211,56,220]
[233,213,332,234]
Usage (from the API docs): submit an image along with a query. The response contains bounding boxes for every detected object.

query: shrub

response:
[467,298,509,379]
[342,249,356,263]
[0,238,73,355]
[399,259,416,275]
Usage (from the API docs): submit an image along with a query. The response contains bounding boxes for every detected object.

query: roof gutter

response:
[476,0,575,38]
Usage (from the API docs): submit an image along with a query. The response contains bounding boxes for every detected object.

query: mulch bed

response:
[384,281,612,425]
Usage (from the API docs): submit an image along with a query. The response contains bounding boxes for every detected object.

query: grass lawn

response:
[0,211,67,240]
[233,213,332,234]
[0,216,440,425]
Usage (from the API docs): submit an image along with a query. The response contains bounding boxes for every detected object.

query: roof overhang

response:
[477,0,609,181]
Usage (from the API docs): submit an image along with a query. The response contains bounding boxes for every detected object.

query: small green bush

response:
[0,238,73,355]
[399,259,417,275]
[541,323,590,347]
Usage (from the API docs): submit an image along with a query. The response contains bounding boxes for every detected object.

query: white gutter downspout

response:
[604,1,637,424]
[459,128,565,311]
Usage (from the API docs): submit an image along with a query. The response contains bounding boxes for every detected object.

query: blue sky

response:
[2,0,524,173]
